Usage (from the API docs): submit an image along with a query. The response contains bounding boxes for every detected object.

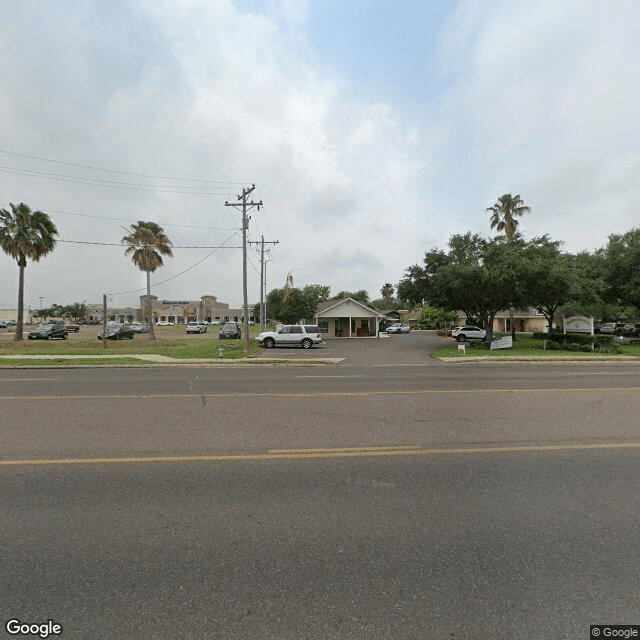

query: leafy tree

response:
[487,193,530,238]
[0,202,58,340]
[439,237,522,342]
[65,302,87,321]
[122,221,173,340]
[603,228,640,313]
[333,290,370,304]
[416,305,459,329]
[265,284,330,324]
[302,284,330,308]
[519,237,580,333]
[397,250,449,307]
[400,233,525,342]
[266,288,285,322]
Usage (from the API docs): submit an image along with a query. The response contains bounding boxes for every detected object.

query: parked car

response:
[386,322,411,334]
[386,323,404,334]
[156,320,174,326]
[65,322,80,332]
[98,324,135,340]
[186,322,207,334]
[255,324,322,349]
[613,322,629,336]
[618,323,640,337]
[0,321,8,329]
[28,323,69,340]
[219,322,242,339]
[130,322,150,333]
[452,325,486,341]
[598,322,616,334]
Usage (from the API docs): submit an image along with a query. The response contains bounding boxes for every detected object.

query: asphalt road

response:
[2,332,640,638]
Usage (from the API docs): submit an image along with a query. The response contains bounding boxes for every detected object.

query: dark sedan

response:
[219,322,242,339]
[28,323,69,340]
[98,324,135,340]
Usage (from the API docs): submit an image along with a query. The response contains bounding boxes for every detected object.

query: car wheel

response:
[129,334,134,339]
[264,337,275,348]
[458,334,466,341]
[63,333,68,340]
[47,335,53,340]
[301,338,312,349]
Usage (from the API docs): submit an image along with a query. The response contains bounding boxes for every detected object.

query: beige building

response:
[87,295,255,325]
[459,308,552,333]
[315,298,386,338]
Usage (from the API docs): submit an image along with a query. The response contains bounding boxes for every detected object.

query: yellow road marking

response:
[2,387,640,401]
[3,442,640,467]
[267,445,423,453]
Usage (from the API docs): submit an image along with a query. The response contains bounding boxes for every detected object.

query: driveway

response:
[257,330,449,365]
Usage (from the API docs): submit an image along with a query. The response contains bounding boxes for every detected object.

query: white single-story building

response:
[315,298,387,338]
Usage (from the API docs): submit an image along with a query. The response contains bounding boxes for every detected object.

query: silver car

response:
[451,325,486,341]
[255,325,322,349]
[186,322,207,334]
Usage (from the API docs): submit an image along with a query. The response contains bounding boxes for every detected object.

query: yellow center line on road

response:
[2,386,640,401]
[3,442,640,467]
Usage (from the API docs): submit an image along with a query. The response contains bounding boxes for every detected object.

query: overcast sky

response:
[1,0,639,312]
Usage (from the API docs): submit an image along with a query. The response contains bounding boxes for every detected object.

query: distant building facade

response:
[86,295,255,324]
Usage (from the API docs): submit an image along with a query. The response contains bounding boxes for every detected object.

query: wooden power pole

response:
[225,185,262,352]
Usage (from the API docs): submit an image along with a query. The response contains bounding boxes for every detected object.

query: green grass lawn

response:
[0,358,146,367]
[0,335,262,359]
[434,334,640,358]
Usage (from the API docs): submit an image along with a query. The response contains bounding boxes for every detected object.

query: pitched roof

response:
[315,297,386,317]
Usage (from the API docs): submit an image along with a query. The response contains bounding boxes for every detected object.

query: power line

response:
[1,204,239,232]
[0,149,248,185]
[108,231,240,296]
[45,207,237,231]
[58,239,242,248]
[0,166,234,195]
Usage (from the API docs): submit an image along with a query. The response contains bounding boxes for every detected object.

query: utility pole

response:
[249,235,279,332]
[225,185,262,352]
[264,250,273,327]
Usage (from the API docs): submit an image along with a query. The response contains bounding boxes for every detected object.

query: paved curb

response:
[438,355,640,363]
[0,354,345,368]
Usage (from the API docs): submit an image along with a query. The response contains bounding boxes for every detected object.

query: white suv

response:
[452,325,486,341]
[255,325,322,349]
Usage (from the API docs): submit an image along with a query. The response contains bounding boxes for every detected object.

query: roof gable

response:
[315,297,384,318]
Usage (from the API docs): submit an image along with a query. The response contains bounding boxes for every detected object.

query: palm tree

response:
[487,193,531,339]
[0,203,58,341]
[487,193,530,239]
[122,221,173,340]
[381,283,394,303]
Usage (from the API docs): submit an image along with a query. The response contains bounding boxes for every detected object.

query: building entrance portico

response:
[315,298,386,339]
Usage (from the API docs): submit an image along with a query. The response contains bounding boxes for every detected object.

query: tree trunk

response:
[14,258,26,341]
[484,313,495,344]
[147,270,156,341]
[510,309,516,341]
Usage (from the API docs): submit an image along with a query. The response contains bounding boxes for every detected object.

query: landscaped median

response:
[0,336,337,367]
[435,333,640,360]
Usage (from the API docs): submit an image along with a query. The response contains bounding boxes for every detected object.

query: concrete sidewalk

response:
[0,353,344,366]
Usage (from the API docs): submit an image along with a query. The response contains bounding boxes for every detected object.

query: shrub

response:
[547,341,560,350]
[580,344,593,352]
[568,343,580,351]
